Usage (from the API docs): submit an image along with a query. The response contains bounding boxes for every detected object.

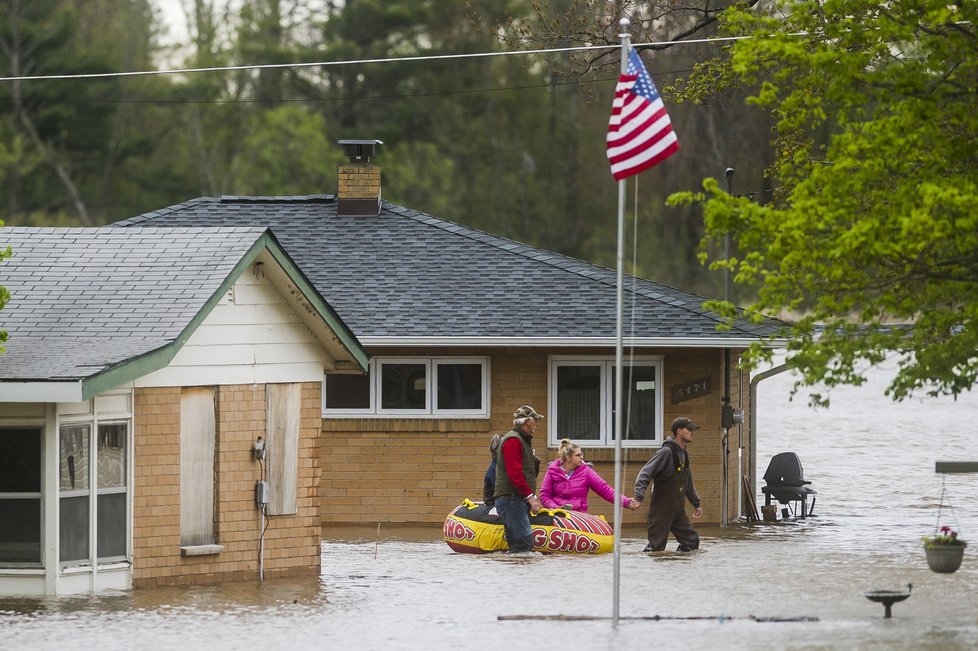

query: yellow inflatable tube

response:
[443,498,614,554]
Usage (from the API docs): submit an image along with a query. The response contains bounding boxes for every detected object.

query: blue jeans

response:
[495,495,533,553]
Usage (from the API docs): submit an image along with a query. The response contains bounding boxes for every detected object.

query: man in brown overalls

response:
[633,417,703,552]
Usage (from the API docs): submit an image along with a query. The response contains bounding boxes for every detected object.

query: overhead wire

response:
[5,16,972,85]
[0,32,796,84]
[0,19,970,87]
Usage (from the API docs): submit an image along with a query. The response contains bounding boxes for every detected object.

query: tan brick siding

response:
[319,347,754,528]
[132,382,322,588]
[337,164,381,199]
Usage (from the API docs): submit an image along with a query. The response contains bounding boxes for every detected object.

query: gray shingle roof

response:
[114,197,785,342]
[0,226,329,385]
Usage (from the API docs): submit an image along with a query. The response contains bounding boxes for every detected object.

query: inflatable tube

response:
[443,498,614,554]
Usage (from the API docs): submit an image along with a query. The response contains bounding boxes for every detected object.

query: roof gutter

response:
[358,336,787,348]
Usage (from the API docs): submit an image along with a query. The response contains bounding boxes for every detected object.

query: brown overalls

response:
[647,440,700,551]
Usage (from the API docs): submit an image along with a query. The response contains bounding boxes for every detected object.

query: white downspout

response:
[749,363,789,502]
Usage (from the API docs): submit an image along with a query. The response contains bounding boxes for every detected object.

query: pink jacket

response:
[539,459,636,512]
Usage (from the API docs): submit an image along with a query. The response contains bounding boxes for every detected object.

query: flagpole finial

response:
[619,18,630,47]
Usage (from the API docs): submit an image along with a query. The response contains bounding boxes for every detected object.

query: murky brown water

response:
[3,361,977,650]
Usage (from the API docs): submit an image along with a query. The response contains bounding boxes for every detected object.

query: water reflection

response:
[4,522,975,651]
[2,363,978,650]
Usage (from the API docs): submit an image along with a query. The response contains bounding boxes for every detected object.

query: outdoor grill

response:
[761,452,817,518]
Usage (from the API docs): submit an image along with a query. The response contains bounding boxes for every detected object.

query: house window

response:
[59,420,130,564]
[96,422,128,560]
[380,362,427,411]
[549,357,663,447]
[324,357,489,417]
[59,424,91,563]
[180,387,216,546]
[0,428,42,565]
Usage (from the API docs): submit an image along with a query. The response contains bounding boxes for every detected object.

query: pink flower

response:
[924,525,963,548]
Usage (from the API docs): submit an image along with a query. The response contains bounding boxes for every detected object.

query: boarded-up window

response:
[180,387,216,545]
[266,383,300,515]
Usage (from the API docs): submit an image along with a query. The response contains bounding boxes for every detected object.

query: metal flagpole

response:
[612,16,630,628]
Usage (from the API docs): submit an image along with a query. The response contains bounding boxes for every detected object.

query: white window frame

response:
[323,356,490,418]
[58,421,92,567]
[376,358,432,416]
[94,420,129,563]
[548,355,663,448]
[0,425,44,568]
[57,391,133,568]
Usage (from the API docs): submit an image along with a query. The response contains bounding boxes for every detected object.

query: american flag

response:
[607,49,679,180]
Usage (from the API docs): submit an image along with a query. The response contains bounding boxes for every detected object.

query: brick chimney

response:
[337,139,382,216]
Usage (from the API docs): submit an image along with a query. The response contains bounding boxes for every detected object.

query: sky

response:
[155,1,243,46]
[156,0,187,45]
[154,1,244,63]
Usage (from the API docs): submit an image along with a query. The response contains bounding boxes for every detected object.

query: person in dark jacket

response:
[493,405,544,553]
[633,416,703,552]
[482,434,502,506]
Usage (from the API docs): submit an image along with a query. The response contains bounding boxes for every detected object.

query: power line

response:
[0,34,762,84]
[1,18,970,85]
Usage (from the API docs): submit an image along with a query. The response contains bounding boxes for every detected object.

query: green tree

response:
[0,0,168,225]
[161,0,763,296]
[0,218,8,352]
[231,105,342,193]
[672,0,978,402]
[486,0,774,296]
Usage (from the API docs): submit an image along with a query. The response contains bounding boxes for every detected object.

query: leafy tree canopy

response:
[670,0,978,403]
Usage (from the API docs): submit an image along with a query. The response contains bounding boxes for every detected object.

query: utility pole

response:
[720,167,735,527]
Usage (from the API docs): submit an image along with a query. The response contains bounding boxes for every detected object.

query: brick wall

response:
[338,163,381,200]
[132,382,322,588]
[320,347,753,528]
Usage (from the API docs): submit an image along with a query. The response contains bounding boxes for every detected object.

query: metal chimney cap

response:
[337,139,383,163]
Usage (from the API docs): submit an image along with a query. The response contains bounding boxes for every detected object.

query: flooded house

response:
[0,141,785,595]
[0,227,367,595]
[113,141,785,532]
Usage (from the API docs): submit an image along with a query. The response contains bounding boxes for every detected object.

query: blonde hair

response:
[557,438,580,462]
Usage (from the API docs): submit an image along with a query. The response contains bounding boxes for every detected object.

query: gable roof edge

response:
[77,230,271,399]
[261,232,369,372]
[79,229,366,400]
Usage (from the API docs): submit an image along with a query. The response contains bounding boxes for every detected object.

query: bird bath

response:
[864,584,912,618]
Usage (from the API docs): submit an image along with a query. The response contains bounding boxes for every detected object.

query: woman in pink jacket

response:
[540,439,641,512]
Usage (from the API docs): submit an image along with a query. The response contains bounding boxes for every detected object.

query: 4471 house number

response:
[672,377,711,404]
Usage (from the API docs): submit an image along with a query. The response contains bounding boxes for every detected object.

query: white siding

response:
[0,403,46,421]
[136,271,330,388]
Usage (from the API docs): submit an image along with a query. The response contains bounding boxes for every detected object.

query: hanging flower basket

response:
[922,526,968,574]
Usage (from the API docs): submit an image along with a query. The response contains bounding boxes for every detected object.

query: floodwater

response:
[3,360,978,650]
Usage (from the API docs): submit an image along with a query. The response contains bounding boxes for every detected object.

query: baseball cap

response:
[514,405,544,420]
[671,417,700,432]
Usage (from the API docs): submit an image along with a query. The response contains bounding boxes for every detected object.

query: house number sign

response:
[671,377,711,404]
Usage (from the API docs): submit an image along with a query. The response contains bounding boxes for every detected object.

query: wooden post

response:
[935,461,978,474]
